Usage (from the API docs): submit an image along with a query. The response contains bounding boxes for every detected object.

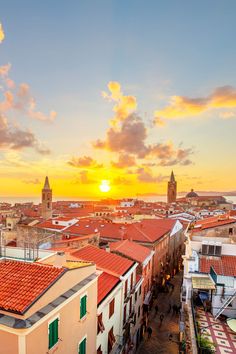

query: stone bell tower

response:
[167,171,177,204]
[41,176,52,219]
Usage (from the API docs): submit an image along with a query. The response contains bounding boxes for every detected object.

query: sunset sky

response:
[0,1,236,199]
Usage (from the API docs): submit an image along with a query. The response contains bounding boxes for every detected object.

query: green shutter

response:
[48,318,59,349]
[79,338,86,354]
[80,295,87,319]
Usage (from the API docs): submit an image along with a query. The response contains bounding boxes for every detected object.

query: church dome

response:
[186,189,198,198]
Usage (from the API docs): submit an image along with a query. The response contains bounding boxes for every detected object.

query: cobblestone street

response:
[137,272,183,354]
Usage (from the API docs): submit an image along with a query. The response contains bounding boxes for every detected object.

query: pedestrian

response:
[155,304,159,315]
[147,326,152,339]
[159,313,164,327]
[172,304,177,314]
[177,305,181,314]
[167,303,171,314]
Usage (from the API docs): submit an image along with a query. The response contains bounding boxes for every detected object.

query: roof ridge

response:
[132,224,153,242]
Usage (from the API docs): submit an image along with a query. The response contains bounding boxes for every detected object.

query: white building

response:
[182,215,236,318]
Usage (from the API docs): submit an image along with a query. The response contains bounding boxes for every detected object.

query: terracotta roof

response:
[200,256,236,277]
[57,218,176,244]
[109,239,152,264]
[71,245,134,277]
[36,220,65,230]
[0,260,65,314]
[192,217,235,232]
[97,272,120,305]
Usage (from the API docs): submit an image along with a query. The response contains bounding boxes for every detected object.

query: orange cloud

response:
[111,154,136,168]
[0,23,4,43]
[94,81,194,166]
[154,85,236,123]
[102,81,137,125]
[0,66,57,122]
[68,156,103,169]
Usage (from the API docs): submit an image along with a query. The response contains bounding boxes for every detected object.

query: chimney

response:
[54,251,66,268]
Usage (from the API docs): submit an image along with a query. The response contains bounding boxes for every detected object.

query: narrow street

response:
[137,272,183,354]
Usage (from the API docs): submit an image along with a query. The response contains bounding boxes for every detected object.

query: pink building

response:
[0,256,98,354]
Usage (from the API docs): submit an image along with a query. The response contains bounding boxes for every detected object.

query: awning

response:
[227,319,236,333]
[143,291,152,305]
[192,276,215,290]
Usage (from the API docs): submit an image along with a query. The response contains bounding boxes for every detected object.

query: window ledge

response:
[47,342,59,353]
[79,313,88,322]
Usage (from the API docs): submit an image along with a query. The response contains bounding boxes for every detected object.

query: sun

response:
[99,180,111,193]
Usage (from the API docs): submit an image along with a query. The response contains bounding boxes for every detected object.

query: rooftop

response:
[109,239,152,264]
[0,260,65,314]
[71,245,134,277]
[199,255,236,277]
[97,272,120,305]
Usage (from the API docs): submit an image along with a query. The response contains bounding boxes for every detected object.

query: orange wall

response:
[26,279,97,354]
[25,264,96,318]
[0,330,18,354]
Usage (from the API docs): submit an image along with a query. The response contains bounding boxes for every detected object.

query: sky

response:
[0,0,236,199]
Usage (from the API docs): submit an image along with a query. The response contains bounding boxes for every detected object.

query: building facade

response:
[167,171,177,204]
[41,176,52,220]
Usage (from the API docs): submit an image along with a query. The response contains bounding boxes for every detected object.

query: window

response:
[109,299,115,318]
[129,297,132,315]
[97,345,102,354]
[138,306,140,318]
[131,273,133,290]
[208,245,215,255]
[97,313,105,334]
[124,280,128,298]
[201,244,221,256]
[80,295,87,319]
[123,305,126,325]
[202,244,208,255]
[48,318,59,349]
[79,337,86,354]
[139,286,141,296]
[108,327,116,353]
[135,291,137,303]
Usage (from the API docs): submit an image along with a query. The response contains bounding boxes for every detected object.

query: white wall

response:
[97,282,123,353]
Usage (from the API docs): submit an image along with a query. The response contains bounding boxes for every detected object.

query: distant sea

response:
[0,195,236,205]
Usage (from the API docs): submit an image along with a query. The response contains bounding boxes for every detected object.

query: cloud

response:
[136,168,169,183]
[0,61,53,153]
[111,154,136,168]
[94,81,194,167]
[219,111,236,119]
[67,155,103,168]
[154,85,236,122]
[93,114,149,158]
[0,67,57,122]
[102,81,137,125]
[113,176,132,185]
[0,63,11,77]
[0,113,50,154]
[23,178,40,185]
[73,170,96,184]
[0,23,4,43]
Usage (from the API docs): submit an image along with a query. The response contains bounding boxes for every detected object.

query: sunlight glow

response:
[99,180,110,193]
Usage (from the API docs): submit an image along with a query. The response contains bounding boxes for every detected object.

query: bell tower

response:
[41,176,52,219]
[167,171,177,203]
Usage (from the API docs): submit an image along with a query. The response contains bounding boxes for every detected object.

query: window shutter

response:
[80,295,87,319]
[79,338,86,354]
[48,318,59,349]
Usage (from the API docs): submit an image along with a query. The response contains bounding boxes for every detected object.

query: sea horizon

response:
[0,195,236,205]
